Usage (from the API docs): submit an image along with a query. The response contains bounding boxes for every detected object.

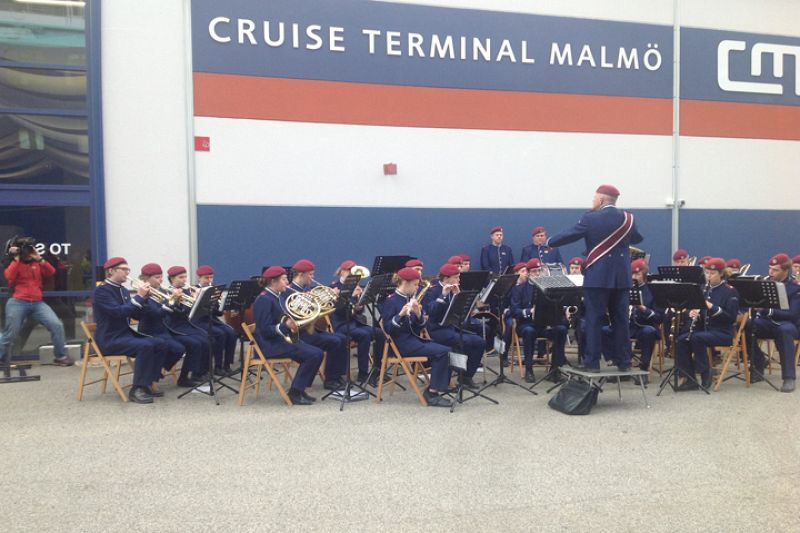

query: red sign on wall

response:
[195,136,210,151]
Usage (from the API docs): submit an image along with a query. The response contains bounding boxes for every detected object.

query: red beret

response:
[262,266,287,279]
[725,258,741,269]
[569,257,584,266]
[339,260,356,271]
[397,267,422,281]
[699,256,711,266]
[490,226,503,234]
[596,184,620,197]
[531,226,546,236]
[630,259,647,273]
[196,265,214,276]
[526,258,541,270]
[103,257,127,270]
[292,259,315,273]
[792,255,800,264]
[513,262,527,272]
[447,255,462,265]
[769,253,791,267]
[672,249,688,261]
[460,254,470,262]
[167,266,186,278]
[140,263,162,276]
[405,259,423,268]
[704,258,725,271]
[439,263,460,277]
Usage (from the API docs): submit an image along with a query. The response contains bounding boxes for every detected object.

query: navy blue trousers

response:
[676,329,732,378]
[394,336,451,390]
[258,339,324,391]
[583,288,630,369]
[99,335,167,387]
[300,330,347,380]
[746,317,798,380]
[334,321,374,374]
[429,327,484,377]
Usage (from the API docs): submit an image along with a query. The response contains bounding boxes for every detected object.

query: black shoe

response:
[545,368,563,383]
[324,379,343,391]
[676,380,699,392]
[177,377,204,388]
[357,371,369,383]
[423,389,452,407]
[147,387,164,398]
[633,374,649,386]
[749,368,765,383]
[462,376,479,390]
[578,366,601,373]
[192,372,210,382]
[780,379,795,393]
[524,368,535,383]
[214,366,227,376]
[129,386,154,404]
[288,390,314,405]
[302,391,317,402]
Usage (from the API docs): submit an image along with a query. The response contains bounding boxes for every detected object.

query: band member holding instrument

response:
[193,265,237,375]
[480,226,514,274]
[93,257,167,404]
[330,259,378,383]
[675,258,739,391]
[745,253,799,393]
[792,255,800,279]
[672,249,690,266]
[253,266,323,405]
[520,226,563,266]
[405,259,424,276]
[568,257,584,275]
[524,258,568,381]
[136,263,209,388]
[422,263,484,390]
[381,267,452,407]
[447,256,463,270]
[459,254,471,272]
[164,266,212,370]
[284,259,348,391]
[725,258,742,275]
[547,184,643,373]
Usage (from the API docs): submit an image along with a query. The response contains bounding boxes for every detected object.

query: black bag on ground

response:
[548,379,598,415]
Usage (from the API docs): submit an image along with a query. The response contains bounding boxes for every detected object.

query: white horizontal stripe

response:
[194,117,673,209]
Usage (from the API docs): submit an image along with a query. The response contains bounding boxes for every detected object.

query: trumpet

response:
[127,277,167,305]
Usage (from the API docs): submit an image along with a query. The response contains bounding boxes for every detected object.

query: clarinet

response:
[686,282,711,341]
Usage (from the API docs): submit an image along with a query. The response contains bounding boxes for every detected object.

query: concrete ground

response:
[1,355,798,533]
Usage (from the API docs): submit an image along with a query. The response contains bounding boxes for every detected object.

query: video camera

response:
[4,235,38,262]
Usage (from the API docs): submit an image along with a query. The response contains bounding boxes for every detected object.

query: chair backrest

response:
[241,323,268,363]
[80,321,100,357]
[732,314,748,347]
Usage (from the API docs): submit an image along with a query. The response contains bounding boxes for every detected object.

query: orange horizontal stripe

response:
[193,73,672,135]
[681,99,800,141]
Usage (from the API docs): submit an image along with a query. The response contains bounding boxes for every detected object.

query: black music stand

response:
[371,255,413,276]
[479,275,537,395]
[649,281,709,395]
[178,284,225,404]
[728,278,788,391]
[322,274,373,409]
[440,290,498,412]
[221,279,260,381]
[358,273,403,390]
[657,266,704,285]
[458,271,491,292]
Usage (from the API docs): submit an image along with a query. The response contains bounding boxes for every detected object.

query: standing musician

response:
[606,259,663,385]
[745,253,799,393]
[92,257,167,404]
[792,255,800,279]
[422,263,484,390]
[164,266,213,373]
[253,266,323,405]
[674,258,739,391]
[568,257,584,275]
[547,184,643,372]
[672,249,690,266]
[380,267,452,407]
[136,263,209,388]
[330,259,378,383]
[520,226,564,266]
[480,226,514,274]
[284,259,348,391]
[193,265,237,374]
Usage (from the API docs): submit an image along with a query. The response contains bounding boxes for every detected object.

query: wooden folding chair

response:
[375,323,429,406]
[509,320,551,378]
[77,321,135,402]
[713,314,750,391]
[239,323,294,406]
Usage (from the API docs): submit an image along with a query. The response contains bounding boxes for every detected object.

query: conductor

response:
[546,184,643,371]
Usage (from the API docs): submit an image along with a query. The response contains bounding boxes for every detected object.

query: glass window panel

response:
[0,67,86,110]
[0,113,88,185]
[0,0,85,66]
[0,205,93,292]
[0,294,90,358]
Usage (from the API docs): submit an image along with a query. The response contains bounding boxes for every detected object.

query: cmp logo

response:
[717,39,800,96]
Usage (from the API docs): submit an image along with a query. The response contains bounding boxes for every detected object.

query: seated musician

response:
[459,254,471,272]
[480,226,514,274]
[726,258,742,275]
[698,256,711,268]
[381,267,452,407]
[164,266,213,373]
[136,263,209,388]
[422,263,484,390]
[745,253,800,393]
[520,226,563,266]
[193,265,237,375]
[525,258,568,381]
[446,256,463,271]
[602,259,662,385]
[285,259,348,391]
[675,258,739,391]
[672,249,690,266]
[405,258,424,277]
[253,266,323,405]
[568,257,584,275]
[792,255,800,279]
[330,259,378,383]
[92,257,167,404]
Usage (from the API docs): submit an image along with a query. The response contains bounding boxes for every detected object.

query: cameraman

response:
[0,239,73,367]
